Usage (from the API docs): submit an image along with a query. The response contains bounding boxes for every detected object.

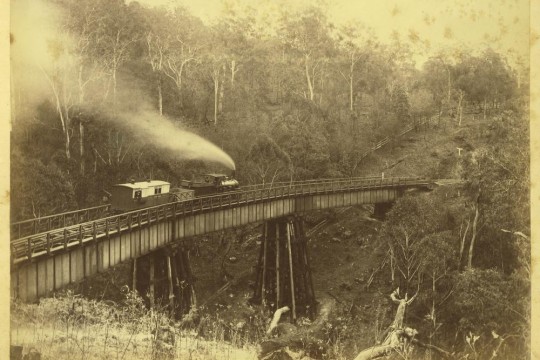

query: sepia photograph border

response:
[0,0,538,358]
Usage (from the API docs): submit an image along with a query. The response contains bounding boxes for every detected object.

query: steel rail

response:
[10,176,431,264]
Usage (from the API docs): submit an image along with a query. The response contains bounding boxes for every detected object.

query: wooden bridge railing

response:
[10,176,431,265]
[10,178,381,240]
[11,204,112,240]
[10,116,438,242]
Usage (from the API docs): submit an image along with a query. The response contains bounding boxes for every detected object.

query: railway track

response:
[10,176,432,265]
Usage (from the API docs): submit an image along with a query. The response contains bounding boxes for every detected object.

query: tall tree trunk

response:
[446,68,451,106]
[389,246,395,284]
[349,55,356,111]
[64,127,71,160]
[457,90,464,126]
[44,73,71,160]
[430,271,436,339]
[349,75,354,111]
[459,219,470,269]
[214,74,219,125]
[219,64,225,114]
[177,63,185,109]
[157,75,163,116]
[230,60,238,87]
[305,54,314,101]
[467,204,480,268]
[79,121,85,175]
[93,148,97,173]
[78,65,86,175]
[112,68,118,112]
[62,97,72,160]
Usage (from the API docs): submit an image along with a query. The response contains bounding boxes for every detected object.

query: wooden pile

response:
[133,246,196,318]
[252,216,317,322]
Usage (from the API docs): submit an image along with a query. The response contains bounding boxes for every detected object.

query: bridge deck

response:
[11,177,431,265]
[10,177,386,239]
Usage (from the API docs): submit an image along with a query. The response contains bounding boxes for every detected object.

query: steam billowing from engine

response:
[11,0,236,170]
[118,111,236,170]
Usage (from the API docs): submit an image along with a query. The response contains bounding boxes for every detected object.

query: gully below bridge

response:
[10,176,436,305]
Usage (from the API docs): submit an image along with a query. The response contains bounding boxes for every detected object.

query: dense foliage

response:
[11,0,525,221]
[380,108,529,358]
[11,3,529,356]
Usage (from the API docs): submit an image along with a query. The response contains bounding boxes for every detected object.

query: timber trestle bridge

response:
[10,176,434,307]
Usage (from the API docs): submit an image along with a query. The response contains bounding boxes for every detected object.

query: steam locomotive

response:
[110,173,240,213]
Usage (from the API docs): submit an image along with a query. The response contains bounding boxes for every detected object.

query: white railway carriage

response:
[111,180,179,212]
[110,174,237,213]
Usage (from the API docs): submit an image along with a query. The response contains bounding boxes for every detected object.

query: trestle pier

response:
[252,216,316,322]
[133,245,196,318]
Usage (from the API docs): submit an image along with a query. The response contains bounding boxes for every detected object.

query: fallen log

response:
[353,288,416,360]
[353,288,450,360]
[267,306,290,335]
[354,344,394,360]
[259,298,335,358]
[354,328,417,360]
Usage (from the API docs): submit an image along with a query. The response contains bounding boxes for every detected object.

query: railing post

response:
[93,222,97,242]
[79,225,83,245]
[63,228,68,250]
[46,233,51,255]
[105,219,109,238]
[27,238,32,260]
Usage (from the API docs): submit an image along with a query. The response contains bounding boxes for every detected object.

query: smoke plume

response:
[11,0,67,116]
[11,0,236,170]
[118,110,236,170]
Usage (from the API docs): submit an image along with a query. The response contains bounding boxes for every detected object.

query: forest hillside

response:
[10,0,530,359]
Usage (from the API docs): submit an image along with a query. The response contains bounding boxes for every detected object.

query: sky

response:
[129,0,530,67]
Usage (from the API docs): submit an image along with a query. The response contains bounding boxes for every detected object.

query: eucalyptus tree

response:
[335,22,375,112]
[278,6,334,103]
[142,7,171,116]
[421,56,454,121]
[64,0,109,175]
[461,111,528,270]
[382,193,453,293]
[93,0,143,109]
[162,7,205,110]
[452,49,517,120]
[245,135,291,185]
[39,34,77,162]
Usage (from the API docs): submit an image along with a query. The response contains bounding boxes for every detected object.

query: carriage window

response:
[134,190,142,199]
[155,187,162,194]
